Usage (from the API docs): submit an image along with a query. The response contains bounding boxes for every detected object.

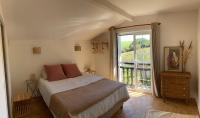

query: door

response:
[0,22,8,118]
[117,31,152,92]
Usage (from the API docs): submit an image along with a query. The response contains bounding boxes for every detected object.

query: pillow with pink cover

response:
[61,64,82,78]
[44,64,66,81]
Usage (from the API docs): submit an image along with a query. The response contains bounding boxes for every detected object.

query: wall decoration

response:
[164,46,182,72]
[32,47,41,54]
[91,39,108,53]
[74,44,81,51]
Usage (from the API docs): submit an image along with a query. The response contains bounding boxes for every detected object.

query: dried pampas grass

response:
[179,40,192,71]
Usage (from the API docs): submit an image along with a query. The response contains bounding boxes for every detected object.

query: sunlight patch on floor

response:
[127,87,146,97]
[128,91,145,97]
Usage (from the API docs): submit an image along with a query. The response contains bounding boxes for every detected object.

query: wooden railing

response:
[119,62,151,88]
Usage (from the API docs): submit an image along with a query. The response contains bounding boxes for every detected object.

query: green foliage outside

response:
[121,38,150,53]
[120,49,151,62]
[119,37,151,89]
[121,40,132,52]
[120,38,151,63]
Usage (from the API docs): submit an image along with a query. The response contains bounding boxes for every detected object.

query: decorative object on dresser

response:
[179,40,192,72]
[13,93,31,118]
[160,72,191,103]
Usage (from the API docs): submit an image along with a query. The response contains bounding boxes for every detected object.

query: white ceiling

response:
[108,0,200,16]
[1,0,200,41]
[1,0,125,40]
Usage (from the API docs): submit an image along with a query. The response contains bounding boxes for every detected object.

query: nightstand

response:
[13,93,31,118]
[26,78,39,97]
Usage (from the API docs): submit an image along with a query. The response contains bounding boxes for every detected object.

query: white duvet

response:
[38,74,129,118]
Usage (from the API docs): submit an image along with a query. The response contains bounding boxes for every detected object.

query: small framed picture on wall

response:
[164,46,182,72]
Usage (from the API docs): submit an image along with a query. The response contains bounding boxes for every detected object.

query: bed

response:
[38,74,129,118]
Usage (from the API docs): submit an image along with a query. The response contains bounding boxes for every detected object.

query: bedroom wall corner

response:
[8,39,95,96]
[92,31,111,79]
[197,8,200,113]
[94,11,198,98]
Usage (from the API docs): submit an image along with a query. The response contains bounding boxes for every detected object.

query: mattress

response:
[38,74,129,118]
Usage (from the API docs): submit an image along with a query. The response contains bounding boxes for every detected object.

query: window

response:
[117,31,152,92]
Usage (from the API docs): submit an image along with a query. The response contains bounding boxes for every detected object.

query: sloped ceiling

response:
[1,0,126,40]
[2,0,200,41]
[108,0,200,16]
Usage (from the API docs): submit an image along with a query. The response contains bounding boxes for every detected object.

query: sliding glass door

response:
[117,31,152,92]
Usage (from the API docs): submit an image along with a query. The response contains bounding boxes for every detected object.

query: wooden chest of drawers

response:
[160,72,191,102]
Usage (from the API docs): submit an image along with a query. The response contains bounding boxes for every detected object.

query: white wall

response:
[8,39,95,96]
[92,31,110,78]
[197,8,200,113]
[94,11,198,98]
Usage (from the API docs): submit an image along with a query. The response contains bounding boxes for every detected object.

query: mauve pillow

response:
[44,65,66,81]
[61,64,82,78]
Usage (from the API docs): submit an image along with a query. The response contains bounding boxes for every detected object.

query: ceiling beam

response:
[93,0,133,21]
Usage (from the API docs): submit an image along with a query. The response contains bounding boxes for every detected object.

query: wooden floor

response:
[18,89,199,118]
[113,90,199,118]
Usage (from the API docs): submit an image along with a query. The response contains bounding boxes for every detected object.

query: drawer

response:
[166,84,189,91]
[165,89,188,94]
[165,79,188,85]
[165,92,188,99]
[162,75,189,80]
[165,88,188,94]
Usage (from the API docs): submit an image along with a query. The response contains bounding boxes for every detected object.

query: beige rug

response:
[146,110,199,118]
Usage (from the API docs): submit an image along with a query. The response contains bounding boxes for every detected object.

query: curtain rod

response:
[114,23,161,30]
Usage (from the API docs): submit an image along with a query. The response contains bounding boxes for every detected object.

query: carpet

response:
[146,109,199,118]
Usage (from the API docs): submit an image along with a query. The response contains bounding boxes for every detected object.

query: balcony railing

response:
[119,61,151,89]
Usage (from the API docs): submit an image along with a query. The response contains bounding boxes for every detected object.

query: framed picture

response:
[164,46,182,72]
